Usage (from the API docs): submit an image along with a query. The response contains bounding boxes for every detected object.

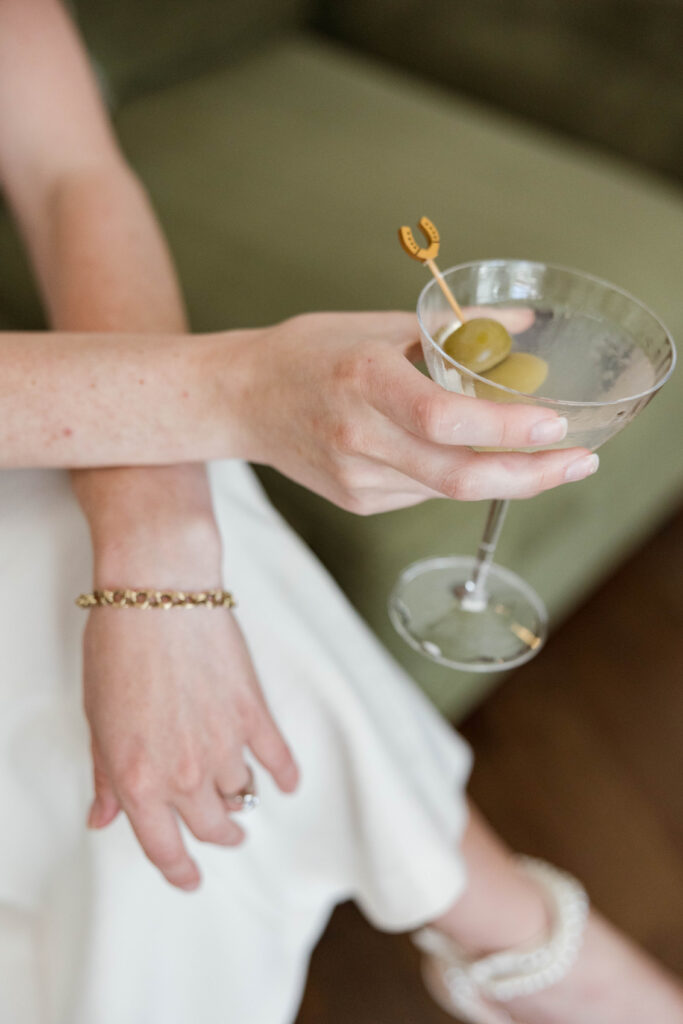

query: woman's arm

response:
[0,1,597,500]
[0,1,593,499]
[0,2,240,475]
[0,315,599,501]
[0,0,217,537]
[0,325,247,466]
[0,0,300,890]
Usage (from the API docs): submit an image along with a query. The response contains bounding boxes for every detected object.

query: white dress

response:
[0,459,472,1024]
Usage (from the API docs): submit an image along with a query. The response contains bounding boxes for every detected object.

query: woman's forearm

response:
[0,101,253,474]
[0,326,250,468]
[0,0,230,546]
[37,162,227,555]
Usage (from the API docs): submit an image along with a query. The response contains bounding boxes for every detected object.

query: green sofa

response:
[1,1,681,718]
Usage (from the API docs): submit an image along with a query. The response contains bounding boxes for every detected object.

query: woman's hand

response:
[84,609,299,891]
[224,310,597,514]
[83,518,298,892]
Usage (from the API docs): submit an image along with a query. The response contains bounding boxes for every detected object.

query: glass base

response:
[388,556,548,672]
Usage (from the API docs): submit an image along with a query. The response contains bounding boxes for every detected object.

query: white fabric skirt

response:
[0,460,471,1024]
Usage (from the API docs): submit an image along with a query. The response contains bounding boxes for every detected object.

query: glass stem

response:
[462,499,509,610]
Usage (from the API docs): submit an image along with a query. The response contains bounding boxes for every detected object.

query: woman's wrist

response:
[92,513,223,590]
[74,463,224,588]
[195,325,264,463]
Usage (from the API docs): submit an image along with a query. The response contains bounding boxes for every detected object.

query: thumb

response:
[87,743,121,829]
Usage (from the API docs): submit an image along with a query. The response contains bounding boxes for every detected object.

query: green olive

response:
[441,318,513,374]
[475,352,549,401]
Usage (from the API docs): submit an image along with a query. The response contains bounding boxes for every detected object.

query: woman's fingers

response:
[452,448,599,500]
[124,802,201,891]
[248,702,299,794]
[176,782,245,848]
[124,777,247,893]
[222,619,300,794]
[461,306,536,334]
[372,427,598,501]
[365,354,568,450]
[372,307,535,359]
[215,763,256,812]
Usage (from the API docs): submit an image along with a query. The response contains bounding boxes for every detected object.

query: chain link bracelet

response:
[75,588,236,610]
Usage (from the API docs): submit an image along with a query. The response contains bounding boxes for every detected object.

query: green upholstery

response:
[0,27,680,718]
[71,0,310,105]
[319,0,683,183]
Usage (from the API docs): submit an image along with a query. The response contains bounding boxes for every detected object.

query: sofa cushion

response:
[317,0,683,183]
[71,0,311,105]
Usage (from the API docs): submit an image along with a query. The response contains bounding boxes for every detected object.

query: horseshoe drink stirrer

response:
[398,217,466,323]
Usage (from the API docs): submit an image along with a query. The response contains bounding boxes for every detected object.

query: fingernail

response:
[565,453,599,483]
[529,416,568,445]
[86,802,100,829]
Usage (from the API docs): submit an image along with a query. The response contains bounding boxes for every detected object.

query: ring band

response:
[219,766,259,812]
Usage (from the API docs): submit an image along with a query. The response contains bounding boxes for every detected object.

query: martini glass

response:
[388,260,676,672]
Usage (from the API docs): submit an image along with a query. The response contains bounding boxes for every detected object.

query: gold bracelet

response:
[75,588,236,610]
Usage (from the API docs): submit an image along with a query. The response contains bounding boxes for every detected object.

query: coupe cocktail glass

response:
[388,261,676,672]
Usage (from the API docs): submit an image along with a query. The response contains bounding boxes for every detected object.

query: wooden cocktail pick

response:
[398,217,466,322]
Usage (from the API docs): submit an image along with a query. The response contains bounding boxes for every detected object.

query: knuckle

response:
[455,476,479,501]
[336,465,375,500]
[286,311,311,331]
[173,753,206,796]
[491,412,513,449]
[329,461,379,514]
[440,467,479,501]
[284,311,323,337]
[339,490,375,516]
[330,420,364,456]
[333,457,358,489]
[531,465,553,496]
[411,392,443,441]
[118,760,157,806]
[330,355,360,394]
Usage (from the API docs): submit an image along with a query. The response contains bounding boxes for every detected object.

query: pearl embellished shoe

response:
[413,858,589,1024]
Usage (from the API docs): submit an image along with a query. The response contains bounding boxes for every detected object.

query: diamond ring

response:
[219,766,259,813]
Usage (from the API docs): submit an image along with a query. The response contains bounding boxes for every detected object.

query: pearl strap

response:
[413,857,589,1023]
